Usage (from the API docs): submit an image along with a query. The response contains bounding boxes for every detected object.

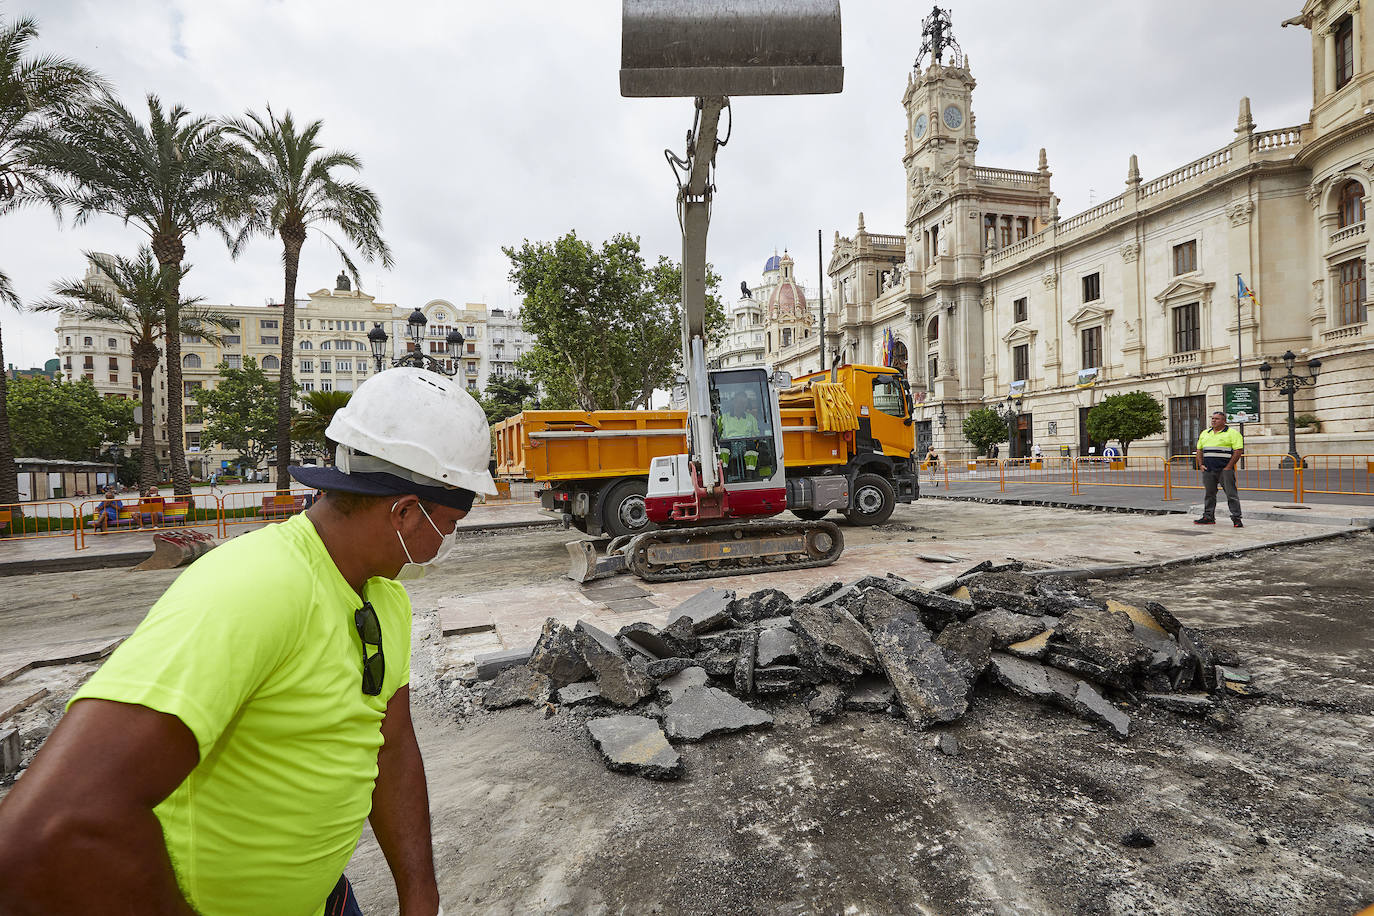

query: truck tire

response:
[844,473,896,526]
[602,479,653,539]
[791,509,829,521]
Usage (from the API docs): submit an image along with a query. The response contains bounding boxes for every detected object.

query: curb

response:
[1027,527,1364,581]
[920,492,1186,516]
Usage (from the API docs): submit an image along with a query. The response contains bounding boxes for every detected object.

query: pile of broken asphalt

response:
[475,562,1256,780]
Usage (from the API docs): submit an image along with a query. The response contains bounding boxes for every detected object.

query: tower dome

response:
[763,253,782,273]
[766,251,810,323]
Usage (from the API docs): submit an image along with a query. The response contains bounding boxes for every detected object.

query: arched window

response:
[299,339,312,350]
[262,355,280,370]
[928,316,939,342]
[320,340,331,350]
[183,353,202,369]
[1338,179,1366,228]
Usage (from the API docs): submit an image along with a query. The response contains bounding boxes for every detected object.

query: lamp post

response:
[367,311,465,377]
[992,394,1023,459]
[1258,350,1320,469]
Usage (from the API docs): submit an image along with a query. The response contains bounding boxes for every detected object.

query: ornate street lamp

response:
[992,393,1023,459]
[1258,349,1321,469]
[367,316,465,377]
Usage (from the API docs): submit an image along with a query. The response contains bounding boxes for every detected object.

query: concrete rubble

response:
[475,566,1258,777]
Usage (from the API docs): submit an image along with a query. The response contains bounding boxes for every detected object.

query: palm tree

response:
[0,13,105,509]
[35,248,236,491]
[225,108,392,493]
[292,389,352,462]
[28,93,257,496]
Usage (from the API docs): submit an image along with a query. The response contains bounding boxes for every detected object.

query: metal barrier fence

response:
[1298,454,1373,497]
[1073,456,1175,499]
[0,500,81,548]
[1001,456,1077,488]
[1167,455,1301,502]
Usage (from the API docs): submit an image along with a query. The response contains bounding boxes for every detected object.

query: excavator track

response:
[621,520,844,583]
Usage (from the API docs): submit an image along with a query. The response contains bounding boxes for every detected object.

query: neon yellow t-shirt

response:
[69,513,412,916]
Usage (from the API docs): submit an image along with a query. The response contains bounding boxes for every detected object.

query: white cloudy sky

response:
[2,0,1313,369]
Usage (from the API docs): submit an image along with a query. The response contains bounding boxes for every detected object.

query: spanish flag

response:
[1238,275,1260,309]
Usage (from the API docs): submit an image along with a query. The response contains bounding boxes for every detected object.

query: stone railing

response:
[1322,323,1366,342]
[989,227,1051,264]
[1167,351,1199,367]
[1252,126,1303,154]
[1329,222,1366,247]
[1140,146,1232,198]
[1057,194,1125,234]
[867,233,905,248]
[972,166,1037,187]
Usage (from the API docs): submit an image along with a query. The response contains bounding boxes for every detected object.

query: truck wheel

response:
[791,509,829,521]
[602,479,652,539]
[844,473,896,526]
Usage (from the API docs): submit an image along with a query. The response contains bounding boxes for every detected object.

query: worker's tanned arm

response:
[0,699,200,915]
[1225,446,1244,471]
[369,685,441,916]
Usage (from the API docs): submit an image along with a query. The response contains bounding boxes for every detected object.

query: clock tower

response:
[903,6,978,180]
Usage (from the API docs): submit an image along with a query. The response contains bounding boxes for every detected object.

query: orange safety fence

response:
[1168,455,1301,502]
[217,488,315,535]
[1073,456,1175,499]
[0,500,81,548]
[1001,456,1078,489]
[76,494,222,549]
[1298,454,1374,497]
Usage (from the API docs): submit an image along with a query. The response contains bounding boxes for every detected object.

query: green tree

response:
[29,93,256,497]
[6,374,136,460]
[292,388,351,461]
[192,358,279,472]
[505,231,724,411]
[962,407,1007,457]
[1086,390,1164,456]
[36,249,236,491]
[225,109,392,493]
[0,12,106,509]
[478,375,538,426]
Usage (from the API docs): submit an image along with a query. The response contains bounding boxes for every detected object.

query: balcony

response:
[1322,322,1366,343]
[1329,222,1365,248]
[1167,351,1199,367]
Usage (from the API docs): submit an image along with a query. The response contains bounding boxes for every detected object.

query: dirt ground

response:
[2,504,1371,915]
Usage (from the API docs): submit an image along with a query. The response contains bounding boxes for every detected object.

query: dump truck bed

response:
[495,407,849,482]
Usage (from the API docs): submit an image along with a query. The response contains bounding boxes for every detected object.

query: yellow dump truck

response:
[494,363,920,537]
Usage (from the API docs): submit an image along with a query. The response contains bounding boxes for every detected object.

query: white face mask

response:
[391,501,459,581]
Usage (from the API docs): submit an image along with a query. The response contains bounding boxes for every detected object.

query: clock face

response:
[913,114,927,139]
[943,105,963,129]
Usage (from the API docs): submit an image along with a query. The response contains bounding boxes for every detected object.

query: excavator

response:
[569,0,847,583]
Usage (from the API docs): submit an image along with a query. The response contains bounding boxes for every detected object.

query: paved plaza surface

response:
[1,499,1371,914]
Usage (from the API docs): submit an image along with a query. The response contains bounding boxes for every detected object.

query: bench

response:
[261,494,308,518]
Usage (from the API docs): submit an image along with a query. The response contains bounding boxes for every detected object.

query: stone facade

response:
[829,2,1373,460]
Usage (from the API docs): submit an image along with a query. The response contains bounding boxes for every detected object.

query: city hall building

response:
[813,1,1371,460]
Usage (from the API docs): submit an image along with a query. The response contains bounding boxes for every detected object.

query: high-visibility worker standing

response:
[1195,410,1245,527]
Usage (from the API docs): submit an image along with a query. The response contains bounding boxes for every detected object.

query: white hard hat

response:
[325,368,497,496]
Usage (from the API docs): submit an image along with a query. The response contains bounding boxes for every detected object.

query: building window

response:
[336,359,351,372]
[107,338,118,349]
[1012,345,1028,382]
[224,355,242,369]
[224,335,241,345]
[260,319,279,329]
[1338,180,1365,228]
[1173,240,1197,275]
[185,405,203,423]
[183,334,202,344]
[999,216,1013,248]
[301,381,315,392]
[109,373,119,384]
[466,343,476,354]
[321,380,332,392]
[108,357,119,371]
[183,381,202,398]
[1335,15,1354,89]
[66,336,71,346]
[298,339,311,349]
[465,325,475,337]
[261,336,279,346]
[183,353,202,369]
[299,359,313,372]
[319,340,331,350]
[1082,272,1101,303]
[928,316,939,341]
[1013,297,1028,322]
[320,361,332,373]
[84,336,93,347]
[782,328,793,347]
[983,214,996,249]
[928,355,938,379]
[262,355,279,370]
[1016,216,1029,241]
[1081,325,1102,369]
[186,432,200,450]
[1172,302,1200,353]
[1337,257,1367,326]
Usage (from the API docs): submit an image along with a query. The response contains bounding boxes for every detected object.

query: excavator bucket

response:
[566,538,629,583]
[620,0,843,98]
